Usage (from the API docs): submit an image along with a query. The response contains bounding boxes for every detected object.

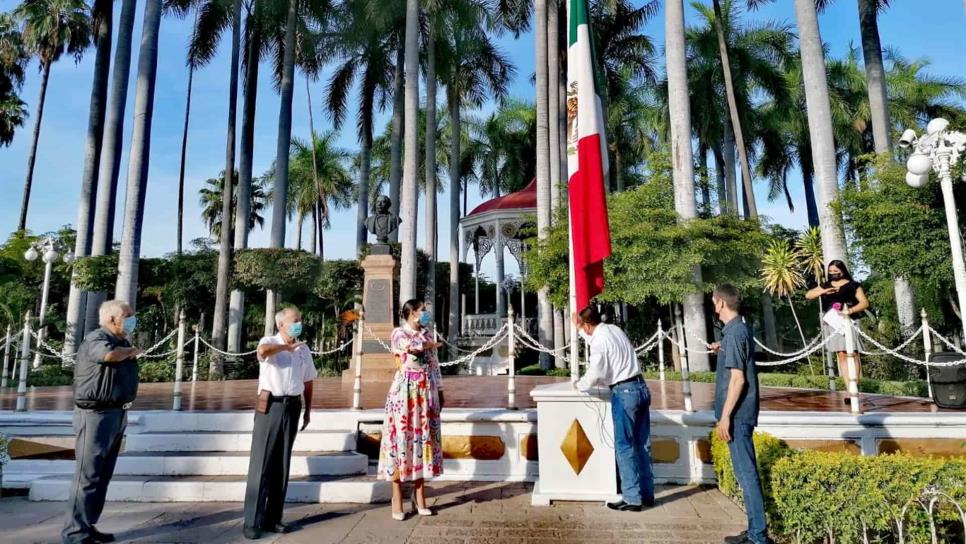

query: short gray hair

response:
[274,307,301,327]
[99,300,131,326]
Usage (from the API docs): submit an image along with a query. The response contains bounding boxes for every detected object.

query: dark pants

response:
[610,378,654,505]
[62,408,127,544]
[728,423,768,543]
[243,396,301,530]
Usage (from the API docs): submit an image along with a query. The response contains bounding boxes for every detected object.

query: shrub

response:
[138,360,176,383]
[26,364,73,387]
[518,364,546,376]
[710,430,791,534]
[641,370,929,398]
[771,452,966,543]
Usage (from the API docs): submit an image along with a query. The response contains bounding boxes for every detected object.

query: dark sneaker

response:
[243,526,263,540]
[90,528,115,543]
[262,522,297,534]
[606,500,642,512]
[724,531,747,543]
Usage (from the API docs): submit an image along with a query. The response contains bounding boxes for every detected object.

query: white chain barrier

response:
[852,323,966,367]
[197,337,259,357]
[858,325,925,356]
[926,325,966,355]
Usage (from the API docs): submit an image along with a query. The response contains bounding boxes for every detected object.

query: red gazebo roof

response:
[467,179,537,217]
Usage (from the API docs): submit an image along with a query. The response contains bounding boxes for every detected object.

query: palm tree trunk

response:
[666,0,710,371]
[535,0,554,369]
[793,0,847,265]
[802,169,819,226]
[388,42,405,243]
[548,0,561,214]
[296,213,303,250]
[310,205,319,256]
[558,27,568,200]
[722,115,738,214]
[305,74,323,260]
[18,62,51,232]
[86,0,138,333]
[228,11,260,354]
[447,88,461,343]
[64,0,112,357]
[176,63,194,256]
[399,0,421,303]
[210,0,242,378]
[712,0,757,219]
[858,0,890,155]
[355,116,372,254]
[114,0,163,307]
[712,146,726,214]
[264,0,298,335]
[425,26,438,307]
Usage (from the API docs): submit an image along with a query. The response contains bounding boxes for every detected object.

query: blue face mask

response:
[288,322,303,338]
[122,316,137,336]
[418,310,433,328]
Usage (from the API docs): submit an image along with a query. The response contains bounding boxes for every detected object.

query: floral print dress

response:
[377,324,444,481]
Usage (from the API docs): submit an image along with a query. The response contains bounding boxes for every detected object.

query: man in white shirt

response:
[242,307,318,540]
[573,306,654,512]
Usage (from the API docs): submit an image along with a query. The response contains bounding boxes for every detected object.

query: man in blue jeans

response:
[574,307,654,511]
[710,284,773,544]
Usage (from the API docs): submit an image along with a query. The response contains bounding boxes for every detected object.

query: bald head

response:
[99,300,133,338]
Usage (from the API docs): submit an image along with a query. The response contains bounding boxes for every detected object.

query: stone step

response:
[124,430,356,453]
[5,451,368,479]
[135,411,367,433]
[28,474,390,504]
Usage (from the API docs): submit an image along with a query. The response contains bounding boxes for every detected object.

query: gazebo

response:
[459,179,537,340]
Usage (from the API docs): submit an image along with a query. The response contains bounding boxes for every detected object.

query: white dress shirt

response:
[256,334,319,396]
[575,323,641,391]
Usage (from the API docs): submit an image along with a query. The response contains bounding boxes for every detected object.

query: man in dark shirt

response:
[710,284,771,544]
[62,300,141,544]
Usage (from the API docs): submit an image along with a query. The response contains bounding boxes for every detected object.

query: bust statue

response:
[365,195,401,245]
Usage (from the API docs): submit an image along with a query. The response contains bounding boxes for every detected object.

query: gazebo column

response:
[495,220,506,316]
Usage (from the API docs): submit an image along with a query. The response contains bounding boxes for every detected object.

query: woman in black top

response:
[806,260,869,390]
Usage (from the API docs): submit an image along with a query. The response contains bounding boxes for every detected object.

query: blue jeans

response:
[728,422,768,543]
[610,379,654,505]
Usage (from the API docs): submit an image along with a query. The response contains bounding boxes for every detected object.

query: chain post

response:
[657,319,665,382]
[16,311,32,412]
[173,310,187,411]
[351,309,365,411]
[507,305,517,410]
[921,308,934,400]
[1,325,11,388]
[843,305,861,414]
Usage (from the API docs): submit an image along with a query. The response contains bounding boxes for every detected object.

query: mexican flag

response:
[567,0,612,310]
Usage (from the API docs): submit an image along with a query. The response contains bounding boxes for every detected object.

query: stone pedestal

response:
[530,382,621,505]
[343,251,399,380]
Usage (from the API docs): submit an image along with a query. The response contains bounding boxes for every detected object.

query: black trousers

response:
[62,408,127,544]
[243,397,301,530]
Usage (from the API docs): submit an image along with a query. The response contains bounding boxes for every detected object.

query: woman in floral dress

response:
[378,299,444,520]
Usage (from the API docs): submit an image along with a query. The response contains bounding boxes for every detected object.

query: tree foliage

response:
[233,248,323,293]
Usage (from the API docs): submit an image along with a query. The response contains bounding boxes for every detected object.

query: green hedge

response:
[643,370,928,398]
[711,431,966,542]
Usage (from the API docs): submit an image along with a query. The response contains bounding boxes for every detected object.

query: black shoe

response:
[90,528,115,543]
[724,531,748,544]
[606,500,642,512]
[262,522,296,534]
[642,498,656,508]
[243,526,263,540]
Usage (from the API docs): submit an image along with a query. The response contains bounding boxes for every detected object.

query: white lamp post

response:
[24,237,68,368]
[899,118,966,340]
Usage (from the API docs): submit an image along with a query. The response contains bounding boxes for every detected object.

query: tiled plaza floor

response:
[1,482,749,544]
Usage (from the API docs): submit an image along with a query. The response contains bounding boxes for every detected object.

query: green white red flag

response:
[567,0,612,310]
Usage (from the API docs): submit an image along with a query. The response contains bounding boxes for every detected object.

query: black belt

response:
[269,394,301,403]
[609,375,643,389]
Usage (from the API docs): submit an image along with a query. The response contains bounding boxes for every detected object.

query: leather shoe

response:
[262,522,296,534]
[90,528,115,543]
[606,500,642,512]
[724,531,748,543]
[243,526,263,540]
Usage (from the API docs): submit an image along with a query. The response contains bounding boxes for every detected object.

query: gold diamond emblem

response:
[560,419,594,475]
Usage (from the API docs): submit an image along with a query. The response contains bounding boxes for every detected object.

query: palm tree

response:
[423,5,440,308]
[199,170,268,238]
[14,0,91,232]
[665,0,710,371]
[437,4,515,342]
[387,41,404,243]
[84,0,137,334]
[474,99,536,196]
[857,0,890,155]
[273,133,354,260]
[64,0,111,355]
[326,0,400,254]
[0,13,29,147]
[790,0,847,265]
[114,0,163,306]
[398,0,420,302]
[534,0,551,364]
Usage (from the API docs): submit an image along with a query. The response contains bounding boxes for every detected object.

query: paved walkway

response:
[1,482,748,544]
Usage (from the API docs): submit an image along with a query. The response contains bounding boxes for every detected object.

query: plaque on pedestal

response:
[344,251,399,380]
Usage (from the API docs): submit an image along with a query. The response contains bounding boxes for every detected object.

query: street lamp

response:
[899,118,966,340]
[24,237,70,368]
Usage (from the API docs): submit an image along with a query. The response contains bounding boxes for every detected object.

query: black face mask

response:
[829,273,843,281]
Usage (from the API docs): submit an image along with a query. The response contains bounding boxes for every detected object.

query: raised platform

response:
[1,379,962,505]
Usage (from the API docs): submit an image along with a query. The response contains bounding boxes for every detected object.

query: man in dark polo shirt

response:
[709,284,772,544]
[62,300,141,544]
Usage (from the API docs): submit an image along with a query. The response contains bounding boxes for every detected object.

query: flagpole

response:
[569,215,579,385]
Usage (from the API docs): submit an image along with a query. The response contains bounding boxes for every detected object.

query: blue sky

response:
[0,0,963,283]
